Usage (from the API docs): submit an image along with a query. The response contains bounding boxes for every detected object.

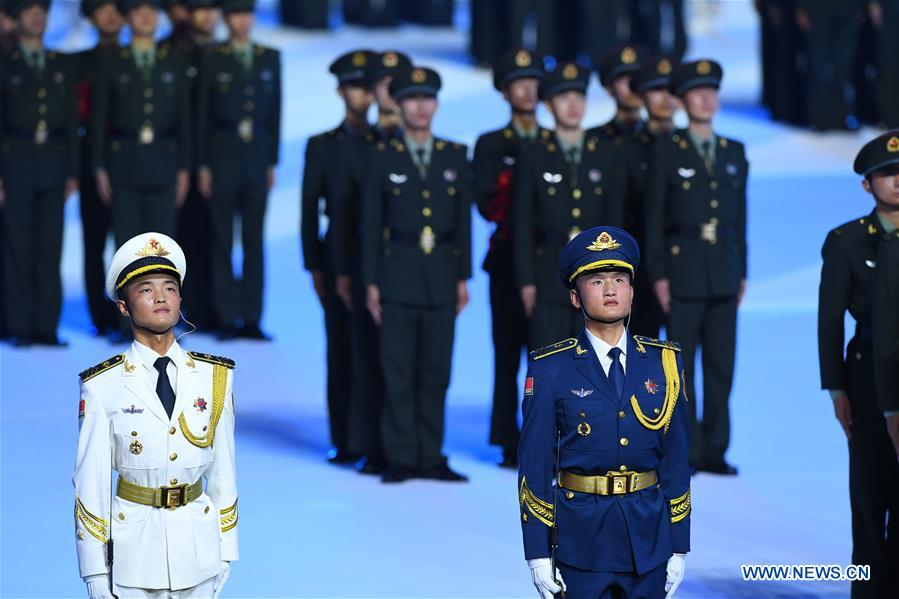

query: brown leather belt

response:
[558,470,658,496]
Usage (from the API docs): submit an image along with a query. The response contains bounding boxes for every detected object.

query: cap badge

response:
[697,60,711,75]
[515,50,531,67]
[136,238,171,258]
[887,136,899,153]
[383,52,398,67]
[352,52,367,67]
[621,47,637,64]
[562,63,578,80]
[411,68,427,83]
[658,58,672,74]
[586,231,622,252]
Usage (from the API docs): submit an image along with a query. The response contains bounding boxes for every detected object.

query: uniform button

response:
[579,411,586,418]
[143,104,153,114]
[447,186,456,196]
[671,245,680,255]
[169,452,178,461]
[572,188,582,200]
[111,141,121,151]
[204,506,210,514]
[594,187,603,195]
[244,101,254,111]
[131,431,138,436]
[565,491,575,499]
[619,465,627,472]
[422,190,430,199]
[548,187,556,196]
[392,188,400,196]
[653,408,661,415]
[119,512,125,521]
[169,426,176,434]
[618,411,625,419]
[710,199,719,208]
[856,352,862,360]
[571,207,581,218]
[38,104,47,114]
[77,529,85,540]
[37,88,46,98]
[710,217,719,225]
[144,88,153,98]
[422,207,432,217]
[710,181,718,190]
[170,478,178,485]
[619,437,629,447]
[682,181,691,190]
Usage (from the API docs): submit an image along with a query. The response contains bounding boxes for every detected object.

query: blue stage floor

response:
[0,3,880,597]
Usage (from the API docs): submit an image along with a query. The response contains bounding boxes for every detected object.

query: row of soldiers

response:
[304,43,748,482]
[757,0,899,130]
[0,0,280,346]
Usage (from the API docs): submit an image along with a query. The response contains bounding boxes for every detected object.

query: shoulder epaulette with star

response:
[79,354,125,382]
[188,352,235,369]
[633,335,681,352]
[529,338,578,360]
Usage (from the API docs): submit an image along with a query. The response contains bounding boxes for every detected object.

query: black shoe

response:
[702,460,738,476]
[381,465,417,483]
[327,449,361,465]
[498,449,518,469]
[11,336,33,347]
[34,334,68,347]
[217,325,240,341]
[357,455,388,475]
[240,324,271,341]
[418,463,468,482]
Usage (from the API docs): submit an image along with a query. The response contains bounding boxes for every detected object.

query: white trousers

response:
[114,575,216,599]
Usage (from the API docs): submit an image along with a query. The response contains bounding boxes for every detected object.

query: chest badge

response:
[677,167,695,179]
[502,155,516,166]
[588,169,602,182]
[122,404,144,414]
[524,377,535,396]
[194,397,208,412]
[543,172,563,183]
[129,440,143,455]
[644,379,659,395]
[571,387,594,398]
[726,163,738,175]
[577,422,592,436]
[388,173,407,184]
[443,168,457,182]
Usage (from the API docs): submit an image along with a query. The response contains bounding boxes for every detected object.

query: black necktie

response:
[154,357,176,418]
[415,147,427,178]
[607,347,625,400]
[701,139,714,175]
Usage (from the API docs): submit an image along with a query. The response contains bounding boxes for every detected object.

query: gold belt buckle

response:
[419,226,435,254]
[700,222,718,244]
[238,117,253,143]
[162,484,188,509]
[609,472,630,495]
[139,124,154,145]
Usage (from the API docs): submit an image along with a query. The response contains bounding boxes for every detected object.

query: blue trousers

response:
[558,560,668,599]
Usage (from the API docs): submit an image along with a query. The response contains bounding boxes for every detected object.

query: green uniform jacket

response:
[361,137,472,306]
[196,42,281,182]
[644,130,748,299]
[91,42,191,188]
[0,48,79,184]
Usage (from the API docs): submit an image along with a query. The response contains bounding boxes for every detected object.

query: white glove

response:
[665,553,686,597]
[527,558,566,599]
[213,561,231,598]
[85,574,114,599]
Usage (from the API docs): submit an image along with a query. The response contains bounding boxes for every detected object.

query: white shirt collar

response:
[585,328,628,376]
[131,339,182,371]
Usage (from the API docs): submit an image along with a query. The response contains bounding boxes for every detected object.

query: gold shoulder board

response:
[529,338,578,361]
[188,352,236,369]
[633,335,681,352]
[79,354,125,382]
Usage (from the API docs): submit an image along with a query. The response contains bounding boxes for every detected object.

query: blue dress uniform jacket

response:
[518,331,691,574]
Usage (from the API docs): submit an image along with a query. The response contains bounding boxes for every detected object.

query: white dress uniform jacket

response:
[73,340,238,590]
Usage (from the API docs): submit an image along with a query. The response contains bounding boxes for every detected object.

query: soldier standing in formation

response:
[92,0,190,247]
[368,50,411,143]
[588,45,646,143]
[823,132,899,598]
[0,0,16,53]
[74,0,124,339]
[513,61,626,351]
[197,0,280,340]
[645,60,748,475]
[623,55,678,339]
[301,49,376,466]
[519,226,689,599]
[473,47,548,469]
[74,233,238,599]
[362,66,471,484]
[0,0,79,347]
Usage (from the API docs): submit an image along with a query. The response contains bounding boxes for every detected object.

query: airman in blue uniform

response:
[518,226,690,599]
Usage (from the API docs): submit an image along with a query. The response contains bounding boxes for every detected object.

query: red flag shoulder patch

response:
[524,377,535,396]
[78,399,86,418]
